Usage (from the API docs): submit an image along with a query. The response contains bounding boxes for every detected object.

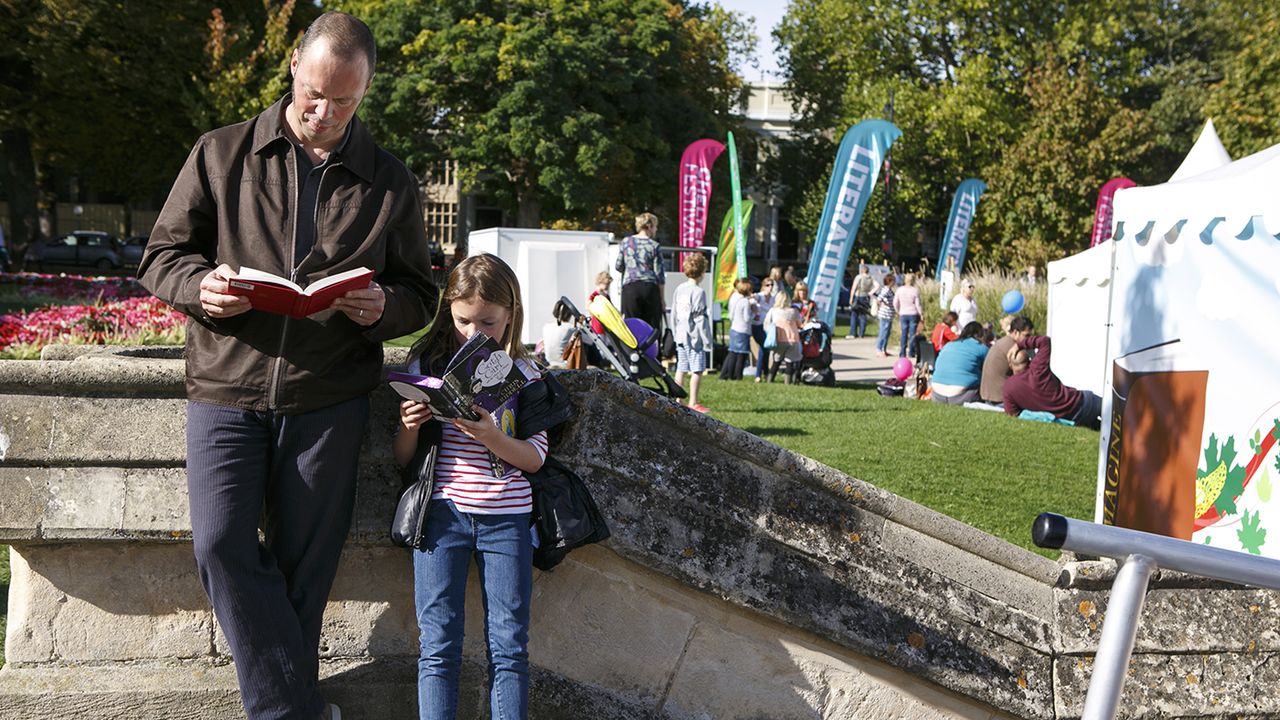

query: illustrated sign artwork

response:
[1100,212,1280,557]
[714,199,754,302]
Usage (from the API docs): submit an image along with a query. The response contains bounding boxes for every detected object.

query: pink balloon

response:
[893,357,913,381]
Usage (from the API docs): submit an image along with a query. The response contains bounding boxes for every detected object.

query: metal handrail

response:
[1032,513,1280,720]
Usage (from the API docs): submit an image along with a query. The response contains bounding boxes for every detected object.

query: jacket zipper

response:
[268,151,340,409]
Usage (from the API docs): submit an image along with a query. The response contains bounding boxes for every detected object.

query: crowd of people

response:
[545,235,1099,431]
[924,313,1102,429]
[541,238,843,416]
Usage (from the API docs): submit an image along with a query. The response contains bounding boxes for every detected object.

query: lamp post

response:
[881,89,894,262]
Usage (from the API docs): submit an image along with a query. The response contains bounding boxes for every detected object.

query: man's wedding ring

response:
[358,309,364,318]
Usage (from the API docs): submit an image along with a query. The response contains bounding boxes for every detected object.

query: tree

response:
[1202,2,1280,157]
[980,54,1153,268]
[184,0,315,132]
[0,1,319,252]
[774,0,1261,269]
[774,0,1055,264]
[342,0,752,228]
[0,1,213,247]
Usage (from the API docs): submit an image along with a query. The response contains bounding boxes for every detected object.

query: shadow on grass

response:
[738,426,809,437]
[728,406,883,415]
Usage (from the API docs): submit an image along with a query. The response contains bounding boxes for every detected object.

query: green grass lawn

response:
[693,375,1098,557]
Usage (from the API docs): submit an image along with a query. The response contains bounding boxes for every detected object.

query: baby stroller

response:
[553,296,687,400]
[798,320,836,386]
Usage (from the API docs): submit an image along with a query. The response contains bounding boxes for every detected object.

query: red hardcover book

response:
[227,266,373,319]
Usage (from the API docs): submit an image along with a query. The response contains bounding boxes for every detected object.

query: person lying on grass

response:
[1003,334,1102,429]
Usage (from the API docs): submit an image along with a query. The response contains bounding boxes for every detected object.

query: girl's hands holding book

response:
[451,405,501,445]
[400,399,433,431]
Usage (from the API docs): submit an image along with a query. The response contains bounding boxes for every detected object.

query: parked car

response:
[33,231,123,272]
[122,235,148,267]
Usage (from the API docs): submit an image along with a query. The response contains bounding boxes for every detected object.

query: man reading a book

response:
[1003,333,1103,429]
[137,12,437,720]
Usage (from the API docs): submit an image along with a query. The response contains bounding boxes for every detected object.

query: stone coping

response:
[0,348,1056,580]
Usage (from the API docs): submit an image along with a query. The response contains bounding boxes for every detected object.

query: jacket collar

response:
[251,94,376,183]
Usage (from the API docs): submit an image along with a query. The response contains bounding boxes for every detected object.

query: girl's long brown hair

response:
[408,253,530,371]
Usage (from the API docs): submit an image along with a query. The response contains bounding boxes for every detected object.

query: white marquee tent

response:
[1085,133,1280,557]
[1045,241,1114,396]
[1046,119,1233,397]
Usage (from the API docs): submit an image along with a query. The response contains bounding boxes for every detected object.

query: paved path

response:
[829,334,900,385]
[741,332,901,385]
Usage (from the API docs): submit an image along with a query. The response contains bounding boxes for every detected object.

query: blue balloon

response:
[1001,289,1025,314]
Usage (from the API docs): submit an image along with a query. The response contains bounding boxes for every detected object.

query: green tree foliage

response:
[0,1,318,246]
[1202,3,1280,157]
[184,0,312,132]
[0,1,210,203]
[340,0,753,228]
[775,0,1274,269]
[980,55,1153,267]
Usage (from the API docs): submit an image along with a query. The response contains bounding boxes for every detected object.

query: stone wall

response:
[0,348,1275,718]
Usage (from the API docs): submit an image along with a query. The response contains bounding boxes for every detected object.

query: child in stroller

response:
[797,320,836,386]
[552,295,687,400]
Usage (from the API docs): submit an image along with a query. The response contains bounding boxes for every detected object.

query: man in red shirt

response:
[1003,334,1102,429]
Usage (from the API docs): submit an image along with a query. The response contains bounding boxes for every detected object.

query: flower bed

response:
[0,296,186,359]
[0,271,150,304]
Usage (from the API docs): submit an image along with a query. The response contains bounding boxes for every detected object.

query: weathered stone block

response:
[1053,651,1280,718]
[7,544,212,663]
[529,546,698,704]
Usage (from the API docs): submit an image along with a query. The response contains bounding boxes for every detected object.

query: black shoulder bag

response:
[390,416,443,549]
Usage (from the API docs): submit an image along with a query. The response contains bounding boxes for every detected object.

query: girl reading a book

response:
[393,253,546,720]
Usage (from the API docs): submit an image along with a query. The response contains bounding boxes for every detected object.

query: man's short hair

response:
[298,12,377,79]
[1010,316,1034,334]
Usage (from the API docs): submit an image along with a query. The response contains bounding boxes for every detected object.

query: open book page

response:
[387,373,477,420]
[298,266,375,295]
[227,266,373,318]
[231,267,304,294]
[386,332,535,420]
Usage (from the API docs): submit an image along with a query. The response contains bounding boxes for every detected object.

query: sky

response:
[716,0,786,81]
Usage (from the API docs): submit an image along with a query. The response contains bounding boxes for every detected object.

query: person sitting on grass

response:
[540,301,576,369]
[930,321,989,405]
[672,253,712,413]
[980,315,1025,405]
[1003,333,1102,429]
[931,311,959,352]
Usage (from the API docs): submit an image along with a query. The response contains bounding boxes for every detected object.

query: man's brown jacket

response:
[140,96,438,413]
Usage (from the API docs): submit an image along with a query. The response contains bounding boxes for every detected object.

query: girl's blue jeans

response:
[414,499,532,720]
[875,318,892,353]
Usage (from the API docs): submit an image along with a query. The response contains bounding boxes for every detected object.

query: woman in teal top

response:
[930,322,989,405]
